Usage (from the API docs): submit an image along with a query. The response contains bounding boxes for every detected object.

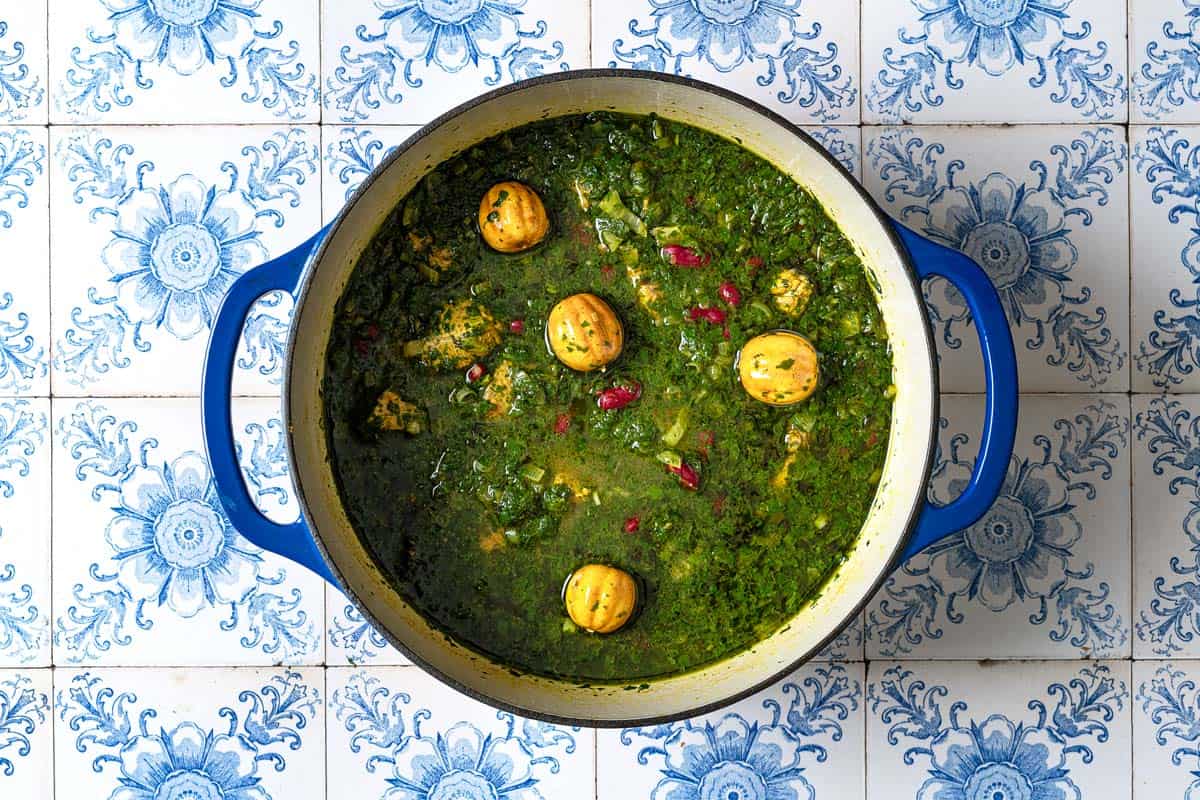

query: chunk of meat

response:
[483,360,517,419]
[402,298,502,369]
[367,390,425,434]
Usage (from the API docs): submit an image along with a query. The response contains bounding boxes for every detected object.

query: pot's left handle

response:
[202,228,336,584]
[892,222,1019,563]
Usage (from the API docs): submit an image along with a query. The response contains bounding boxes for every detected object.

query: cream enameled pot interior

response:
[287,74,936,724]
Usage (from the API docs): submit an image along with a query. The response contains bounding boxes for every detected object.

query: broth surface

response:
[324,113,894,681]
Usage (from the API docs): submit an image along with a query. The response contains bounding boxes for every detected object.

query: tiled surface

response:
[599,661,866,800]
[866,394,1132,660]
[868,660,1134,800]
[865,125,1131,392]
[0,1,1196,796]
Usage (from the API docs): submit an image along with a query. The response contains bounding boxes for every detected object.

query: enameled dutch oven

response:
[201,70,1018,727]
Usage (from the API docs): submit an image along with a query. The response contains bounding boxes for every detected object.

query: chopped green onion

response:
[449,387,476,404]
[572,178,591,210]
[595,219,624,252]
[813,513,829,530]
[748,300,774,321]
[656,450,683,470]
[519,464,545,484]
[598,190,647,237]
[662,407,690,447]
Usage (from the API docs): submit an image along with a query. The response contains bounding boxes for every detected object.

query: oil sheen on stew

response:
[324,113,894,682]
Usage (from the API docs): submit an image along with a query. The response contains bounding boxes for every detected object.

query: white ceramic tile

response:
[0,126,49,397]
[0,669,51,799]
[54,667,324,799]
[1131,0,1200,123]
[51,397,325,666]
[328,666,595,798]
[599,662,865,800]
[867,394,1132,659]
[1135,660,1200,798]
[1131,396,1200,658]
[322,0,588,125]
[0,1,48,124]
[1130,125,1200,391]
[0,398,50,667]
[321,125,418,223]
[49,0,319,123]
[864,0,1128,123]
[48,125,320,397]
[868,660,1132,800]
[865,125,1131,392]
[592,0,859,124]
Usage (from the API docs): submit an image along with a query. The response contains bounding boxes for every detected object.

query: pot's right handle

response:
[892,222,1019,563]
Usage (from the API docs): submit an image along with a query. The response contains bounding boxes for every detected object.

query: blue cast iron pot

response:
[201,70,1018,726]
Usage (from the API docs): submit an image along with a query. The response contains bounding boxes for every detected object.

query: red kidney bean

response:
[718,281,741,306]
[688,306,727,326]
[668,460,700,491]
[661,245,711,268]
[596,381,642,410]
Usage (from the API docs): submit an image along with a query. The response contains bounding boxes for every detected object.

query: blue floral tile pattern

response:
[323,0,587,124]
[868,661,1131,800]
[320,126,416,224]
[1135,661,1200,799]
[48,125,319,396]
[865,126,1129,391]
[0,399,50,668]
[0,4,47,123]
[49,0,319,123]
[1132,0,1200,123]
[327,666,595,799]
[599,662,865,800]
[54,668,323,799]
[1130,395,1200,659]
[0,670,51,796]
[1130,126,1200,391]
[592,0,859,123]
[863,0,1128,123]
[867,395,1130,660]
[51,398,323,666]
[0,126,49,397]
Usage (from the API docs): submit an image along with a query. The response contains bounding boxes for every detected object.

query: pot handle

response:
[892,222,1019,563]
[202,228,336,584]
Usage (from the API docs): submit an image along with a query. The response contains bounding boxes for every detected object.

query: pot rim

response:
[285,68,940,728]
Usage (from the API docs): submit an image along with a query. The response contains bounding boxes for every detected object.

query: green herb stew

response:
[324,112,894,682]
